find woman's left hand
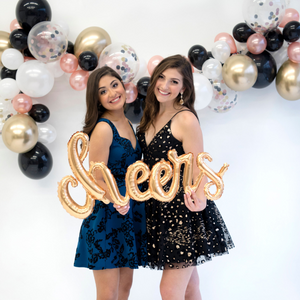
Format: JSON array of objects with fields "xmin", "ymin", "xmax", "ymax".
[
  {"xmin": 184, "ymin": 190, "xmax": 206, "ymax": 212},
  {"xmin": 113, "ymin": 203, "xmax": 130, "ymax": 215}
]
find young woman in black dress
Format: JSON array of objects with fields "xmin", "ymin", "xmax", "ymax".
[{"xmin": 137, "ymin": 55, "xmax": 234, "ymax": 300}]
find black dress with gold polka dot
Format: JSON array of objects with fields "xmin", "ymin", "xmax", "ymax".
[{"xmin": 137, "ymin": 110, "xmax": 234, "ymax": 270}]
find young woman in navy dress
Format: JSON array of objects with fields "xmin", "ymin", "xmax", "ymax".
[
  {"xmin": 74, "ymin": 66, "xmax": 147, "ymax": 300},
  {"xmin": 137, "ymin": 55, "xmax": 234, "ymax": 300}
]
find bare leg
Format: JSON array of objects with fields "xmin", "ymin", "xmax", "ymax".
[
  {"xmin": 118, "ymin": 268, "xmax": 133, "ymax": 300},
  {"xmin": 93, "ymin": 269, "xmax": 120, "ymax": 300},
  {"xmin": 160, "ymin": 267, "xmax": 195, "ymax": 300},
  {"xmin": 185, "ymin": 268, "xmax": 202, "ymax": 300}
]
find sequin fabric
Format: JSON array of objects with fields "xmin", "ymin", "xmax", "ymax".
[{"xmin": 137, "ymin": 110, "xmax": 234, "ymax": 269}]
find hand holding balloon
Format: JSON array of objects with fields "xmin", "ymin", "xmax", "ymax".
[
  {"xmin": 113, "ymin": 203, "xmax": 130, "ymax": 215},
  {"xmin": 184, "ymin": 190, "xmax": 206, "ymax": 212}
]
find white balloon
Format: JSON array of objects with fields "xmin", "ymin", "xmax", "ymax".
[
  {"xmin": 54, "ymin": 20, "xmax": 69, "ymax": 37},
  {"xmin": 38, "ymin": 123, "xmax": 57, "ymax": 144},
  {"xmin": 211, "ymin": 41, "xmax": 231, "ymax": 63},
  {"xmin": 193, "ymin": 73, "xmax": 213, "ymax": 110},
  {"xmin": 1, "ymin": 48, "xmax": 24, "ymax": 70},
  {"xmin": 16, "ymin": 61, "xmax": 54, "ymax": 98},
  {"xmin": 236, "ymin": 42, "xmax": 249, "ymax": 55},
  {"xmin": 271, "ymin": 43, "xmax": 289, "ymax": 69},
  {"xmin": 0, "ymin": 78, "xmax": 20, "ymax": 99},
  {"xmin": 133, "ymin": 57, "xmax": 147, "ymax": 83},
  {"xmin": 45, "ymin": 60, "xmax": 65, "ymax": 78},
  {"xmin": 202, "ymin": 58, "xmax": 222, "ymax": 79}
]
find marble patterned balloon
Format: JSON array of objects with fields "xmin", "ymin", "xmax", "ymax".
[
  {"xmin": 243, "ymin": 0, "xmax": 286, "ymax": 35},
  {"xmin": 208, "ymin": 78, "xmax": 238, "ymax": 113}
]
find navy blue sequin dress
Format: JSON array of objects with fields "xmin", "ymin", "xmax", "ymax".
[{"xmin": 74, "ymin": 118, "xmax": 148, "ymax": 270}]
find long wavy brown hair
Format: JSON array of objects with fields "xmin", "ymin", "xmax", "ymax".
[
  {"xmin": 83, "ymin": 66, "xmax": 125, "ymax": 135},
  {"xmin": 137, "ymin": 54, "xmax": 197, "ymax": 134}
]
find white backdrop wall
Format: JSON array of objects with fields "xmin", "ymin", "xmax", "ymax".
[{"xmin": 1, "ymin": 0, "xmax": 300, "ymax": 299}]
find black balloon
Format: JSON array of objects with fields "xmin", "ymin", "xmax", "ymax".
[
  {"xmin": 15, "ymin": 0, "xmax": 52, "ymax": 33},
  {"xmin": 188, "ymin": 45, "xmax": 207, "ymax": 70},
  {"xmin": 232, "ymin": 22, "xmax": 255, "ymax": 43},
  {"xmin": 67, "ymin": 41, "xmax": 74, "ymax": 54},
  {"xmin": 207, "ymin": 51, "xmax": 214, "ymax": 60},
  {"xmin": 124, "ymin": 94, "xmax": 145, "ymax": 124},
  {"xmin": 23, "ymin": 47, "xmax": 34, "ymax": 58},
  {"xmin": 78, "ymin": 51, "xmax": 98, "ymax": 71},
  {"xmin": 0, "ymin": 67, "xmax": 17, "ymax": 80},
  {"xmin": 18, "ymin": 142, "xmax": 53, "ymax": 179},
  {"xmin": 283, "ymin": 21, "xmax": 300, "ymax": 43},
  {"xmin": 9, "ymin": 29, "xmax": 28, "ymax": 50},
  {"xmin": 246, "ymin": 51, "xmax": 277, "ymax": 89},
  {"xmin": 266, "ymin": 29, "xmax": 284, "ymax": 52},
  {"xmin": 28, "ymin": 104, "xmax": 50, "ymax": 123},
  {"xmin": 137, "ymin": 76, "xmax": 150, "ymax": 96}
]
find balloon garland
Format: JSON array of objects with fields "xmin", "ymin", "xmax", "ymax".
[{"xmin": 1, "ymin": 0, "xmax": 300, "ymax": 181}]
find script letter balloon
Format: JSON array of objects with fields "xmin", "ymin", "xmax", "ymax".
[
  {"xmin": 222, "ymin": 54, "xmax": 258, "ymax": 91},
  {"xmin": 193, "ymin": 73, "xmax": 213, "ymax": 110},
  {"xmin": 18, "ymin": 142, "xmax": 53, "ymax": 179},
  {"xmin": 287, "ymin": 42, "xmax": 300, "ymax": 63},
  {"xmin": 74, "ymin": 26, "xmax": 111, "ymax": 58},
  {"xmin": 16, "ymin": 61, "xmax": 54, "ymax": 97},
  {"xmin": 276, "ymin": 60, "xmax": 300, "ymax": 100},
  {"xmin": 2, "ymin": 114, "xmax": 38, "ymax": 153}
]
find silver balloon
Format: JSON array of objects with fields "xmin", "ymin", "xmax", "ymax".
[
  {"xmin": 202, "ymin": 58, "xmax": 222, "ymax": 79},
  {"xmin": 38, "ymin": 123, "xmax": 57, "ymax": 144},
  {"xmin": 211, "ymin": 41, "xmax": 231, "ymax": 63}
]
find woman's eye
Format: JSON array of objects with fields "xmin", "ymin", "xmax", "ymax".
[
  {"xmin": 158, "ymin": 75, "xmax": 164, "ymax": 79},
  {"xmin": 112, "ymin": 82, "xmax": 118, "ymax": 88},
  {"xmin": 100, "ymin": 90, "xmax": 106, "ymax": 95},
  {"xmin": 172, "ymin": 80, "xmax": 179, "ymax": 84}
]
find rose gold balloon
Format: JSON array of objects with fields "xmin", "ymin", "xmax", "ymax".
[
  {"xmin": 124, "ymin": 82, "xmax": 138, "ymax": 103},
  {"xmin": 288, "ymin": 42, "xmax": 300, "ymax": 63},
  {"xmin": 12, "ymin": 94, "xmax": 32, "ymax": 113},
  {"xmin": 69, "ymin": 70, "xmax": 89, "ymax": 91},
  {"xmin": 147, "ymin": 55, "xmax": 163, "ymax": 75},
  {"xmin": 214, "ymin": 32, "xmax": 237, "ymax": 53},
  {"xmin": 279, "ymin": 8, "xmax": 300, "ymax": 28},
  {"xmin": 10, "ymin": 19, "xmax": 21, "ymax": 32},
  {"xmin": 60, "ymin": 53, "xmax": 78, "ymax": 73},
  {"xmin": 247, "ymin": 33, "xmax": 267, "ymax": 55},
  {"xmin": 24, "ymin": 56, "xmax": 36, "ymax": 62}
]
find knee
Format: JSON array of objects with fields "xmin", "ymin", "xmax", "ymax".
[
  {"xmin": 185, "ymin": 272, "xmax": 200, "ymax": 299},
  {"xmin": 160, "ymin": 282, "xmax": 181, "ymax": 300},
  {"xmin": 119, "ymin": 276, "xmax": 133, "ymax": 298},
  {"xmin": 96, "ymin": 288, "xmax": 118, "ymax": 300}
]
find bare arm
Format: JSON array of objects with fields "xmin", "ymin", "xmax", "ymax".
[{"xmin": 172, "ymin": 111, "xmax": 207, "ymax": 211}]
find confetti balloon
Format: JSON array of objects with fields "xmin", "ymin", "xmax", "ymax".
[
  {"xmin": 28, "ymin": 21, "xmax": 67, "ymax": 63},
  {"xmin": 208, "ymin": 77, "xmax": 238, "ymax": 113},
  {"xmin": 98, "ymin": 43, "xmax": 140, "ymax": 83},
  {"xmin": 243, "ymin": 0, "xmax": 286, "ymax": 35}
]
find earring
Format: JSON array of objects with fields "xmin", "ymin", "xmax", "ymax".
[{"xmin": 179, "ymin": 92, "xmax": 184, "ymax": 105}]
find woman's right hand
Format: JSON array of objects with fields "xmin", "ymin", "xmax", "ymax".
[{"xmin": 113, "ymin": 203, "xmax": 130, "ymax": 215}]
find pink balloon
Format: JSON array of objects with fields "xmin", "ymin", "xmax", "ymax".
[
  {"xmin": 69, "ymin": 70, "xmax": 89, "ymax": 91},
  {"xmin": 124, "ymin": 82, "xmax": 138, "ymax": 103},
  {"xmin": 288, "ymin": 42, "xmax": 300, "ymax": 63},
  {"xmin": 214, "ymin": 32, "xmax": 237, "ymax": 53},
  {"xmin": 60, "ymin": 54, "xmax": 79, "ymax": 73},
  {"xmin": 12, "ymin": 94, "xmax": 32, "ymax": 113},
  {"xmin": 279, "ymin": 8, "xmax": 300, "ymax": 28},
  {"xmin": 247, "ymin": 33, "xmax": 267, "ymax": 55},
  {"xmin": 10, "ymin": 19, "xmax": 21, "ymax": 32},
  {"xmin": 24, "ymin": 57, "xmax": 36, "ymax": 62},
  {"xmin": 147, "ymin": 55, "xmax": 163, "ymax": 75}
]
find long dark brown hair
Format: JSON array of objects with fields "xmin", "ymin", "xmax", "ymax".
[
  {"xmin": 137, "ymin": 54, "xmax": 197, "ymax": 134},
  {"xmin": 83, "ymin": 66, "xmax": 125, "ymax": 135}
]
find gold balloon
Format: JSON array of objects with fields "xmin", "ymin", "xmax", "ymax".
[
  {"xmin": 0, "ymin": 31, "xmax": 12, "ymax": 67},
  {"xmin": 2, "ymin": 114, "xmax": 38, "ymax": 153},
  {"xmin": 222, "ymin": 54, "xmax": 258, "ymax": 91},
  {"xmin": 197, "ymin": 153, "xmax": 229, "ymax": 200},
  {"xmin": 276, "ymin": 59, "xmax": 300, "ymax": 101},
  {"xmin": 74, "ymin": 26, "xmax": 111, "ymax": 59}
]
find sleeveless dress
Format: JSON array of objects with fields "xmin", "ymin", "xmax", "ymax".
[
  {"xmin": 74, "ymin": 118, "xmax": 148, "ymax": 270},
  {"xmin": 137, "ymin": 110, "xmax": 234, "ymax": 270}
]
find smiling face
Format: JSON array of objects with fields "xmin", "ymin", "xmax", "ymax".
[
  {"xmin": 154, "ymin": 68, "xmax": 185, "ymax": 104},
  {"xmin": 98, "ymin": 75, "xmax": 126, "ymax": 110}
]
